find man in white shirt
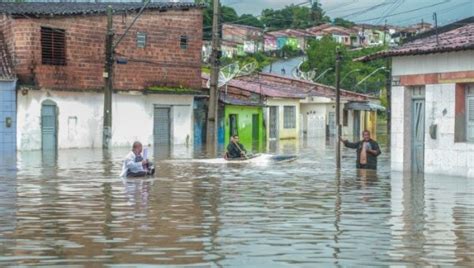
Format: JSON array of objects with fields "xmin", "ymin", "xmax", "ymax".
[{"xmin": 120, "ymin": 141, "xmax": 155, "ymax": 177}]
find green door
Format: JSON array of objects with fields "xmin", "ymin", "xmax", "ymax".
[
  {"xmin": 41, "ymin": 102, "xmax": 57, "ymax": 151},
  {"xmin": 229, "ymin": 114, "xmax": 238, "ymax": 137},
  {"xmin": 252, "ymin": 114, "xmax": 259, "ymax": 151}
]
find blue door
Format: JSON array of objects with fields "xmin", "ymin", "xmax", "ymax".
[{"xmin": 41, "ymin": 102, "xmax": 57, "ymax": 151}]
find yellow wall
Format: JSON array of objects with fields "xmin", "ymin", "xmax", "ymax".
[{"xmin": 266, "ymin": 99, "xmax": 301, "ymax": 140}]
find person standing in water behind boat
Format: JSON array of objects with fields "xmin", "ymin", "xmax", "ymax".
[
  {"xmin": 339, "ymin": 130, "xmax": 381, "ymax": 170},
  {"xmin": 225, "ymin": 135, "xmax": 247, "ymax": 159},
  {"xmin": 121, "ymin": 141, "xmax": 155, "ymax": 177}
]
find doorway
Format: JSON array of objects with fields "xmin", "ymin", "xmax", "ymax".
[{"xmin": 41, "ymin": 100, "xmax": 57, "ymax": 151}]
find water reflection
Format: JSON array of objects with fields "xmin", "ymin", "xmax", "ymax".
[{"xmin": 0, "ymin": 140, "xmax": 472, "ymax": 266}]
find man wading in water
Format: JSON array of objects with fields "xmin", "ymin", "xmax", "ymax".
[
  {"xmin": 340, "ymin": 130, "xmax": 381, "ymax": 170},
  {"xmin": 121, "ymin": 141, "xmax": 155, "ymax": 177},
  {"xmin": 225, "ymin": 135, "xmax": 247, "ymax": 159}
]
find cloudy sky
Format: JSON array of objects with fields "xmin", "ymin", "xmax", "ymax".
[{"xmin": 222, "ymin": 0, "xmax": 473, "ymax": 26}]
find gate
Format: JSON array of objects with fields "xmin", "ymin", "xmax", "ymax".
[
  {"xmin": 412, "ymin": 98, "xmax": 425, "ymax": 173},
  {"xmin": 269, "ymin": 106, "xmax": 278, "ymax": 139},
  {"xmin": 41, "ymin": 101, "xmax": 57, "ymax": 151},
  {"xmin": 252, "ymin": 114, "xmax": 259, "ymax": 150},
  {"xmin": 153, "ymin": 107, "xmax": 171, "ymax": 145}
]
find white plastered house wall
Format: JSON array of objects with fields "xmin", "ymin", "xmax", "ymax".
[
  {"xmin": 265, "ymin": 98, "xmax": 301, "ymax": 140},
  {"xmin": 391, "ymin": 50, "xmax": 474, "ymax": 177},
  {"xmin": 17, "ymin": 89, "xmax": 194, "ymax": 150}
]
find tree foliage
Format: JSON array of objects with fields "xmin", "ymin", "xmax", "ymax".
[
  {"xmin": 261, "ymin": 3, "xmax": 330, "ymax": 30},
  {"xmin": 333, "ymin": 17, "xmax": 355, "ymax": 28},
  {"xmin": 302, "ymin": 36, "xmax": 387, "ymax": 94}
]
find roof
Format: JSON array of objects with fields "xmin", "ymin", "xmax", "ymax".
[
  {"xmin": 201, "ymin": 72, "xmax": 371, "ymax": 102},
  {"xmin": 222, "ymin": 23, "xmax": 263, "ymax": 32},
  {"xmin": 0, "ymin": 32, "xmax": 15, "ymax": 81},
  {"xmin": 344, "ymin": 101, "xmax": 386, "ymax": 111},
  {"xmin": 358, "ymin": 18, "xmax": 474, "ymax": 61},
  {"xmin": 267, "ymin": 29, "xmax": 311, "ymax": 38},
  {"xmin": 0, "ymin": 2, "xmax": 204, "ymax": 17}
]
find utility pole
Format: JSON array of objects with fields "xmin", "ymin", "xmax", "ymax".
[
  {"xmin": 207, "ymin": 0, "xmax": 221, "ymax": 152},
  {"xmin": 103, "ymin": 5, "xmax": 114, "ymax": 149},
  {"xmin": 433, "ymin": 13, "xmax": 439, "ymax": 46},
  {"xmin": 383, "ymin": 19, "xmax": 387, "ymax": 46},
  {"xmin": 335, "ymin": 48, "xmax": 342, "ymax": 170},
  {"xmin": 385, "ymin": 58, "xmax": 391, "ymax": 148}
]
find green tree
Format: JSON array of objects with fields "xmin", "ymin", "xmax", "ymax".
[
  {"xmin": 261, "ymin": 3, "xmax": 329, "ymax": 31},
  {"xmin": 303, "ymin": 36, "xmax": 387, "ymax": 94},
  {"xmin": 333, "ymin": 17, "xmax": 355, "ymax": 28},
  {"xmin": 237, "ymin": 14, "xmax": 264, "ymax": 28}
]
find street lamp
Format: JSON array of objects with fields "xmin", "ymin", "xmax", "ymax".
[
  {"xmin": 341, "ymin": 68, "xmax": 361, "ymax": 84},
  {"xmin": 353, "ymin": 66, "xmax": 386, "ymax": 90},
  {"xmin": 314, "ymin": 67, "xmax": 333, "ymax": 82}
]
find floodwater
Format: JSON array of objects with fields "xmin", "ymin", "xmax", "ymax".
[{"xmin": 0, "ymin": 138, "xmax": 473, "ymax": 267}]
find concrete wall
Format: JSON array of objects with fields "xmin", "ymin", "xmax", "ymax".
[
  {"xmin": 391, "ymin": 51, "xmax": 474, "ymax": 177},
  {"xmin": 265, "ymin": 98, "xmax": 300, "ymax": 140},
  {"xmin": 392, "ymin": 51, "xmax": 474, "ymax": 76},
  {"xmin": 17, "ymin": 89, "xmax": 194, "ymax": 150}
]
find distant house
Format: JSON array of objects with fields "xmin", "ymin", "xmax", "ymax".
[
  {"xmin": 266, "ymin": 29, "xmax": 312, "ymax": 51},
  {"xmin": 306, "ymin": 24, "xmax": 354, "ymax": 47},
  {"xmin": 358, "ymin": 17, "xmax": 474, "ymax": 177},
  {"xmin": 258, "ymin": 74, "xmax": 382, "ymax": 140},
  {"xmin": 0, "ymin": 2, "xmax": 204, "ymax": 150},
  {"xmin": 222, "ymin": 23, "xmax": 264, "ymax": 54}
]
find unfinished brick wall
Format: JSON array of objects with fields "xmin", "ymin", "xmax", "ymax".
[{"xmin": 5, "ymin": 9, "xmax": 202, "ymax": 91}]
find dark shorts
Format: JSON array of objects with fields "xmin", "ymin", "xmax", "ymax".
[{"xmin": 358, "ymin": 164, "xmax": 377, "ymax": 170}]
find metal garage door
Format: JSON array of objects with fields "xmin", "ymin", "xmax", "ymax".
[{"xmin": 153, "ymin": 107, "xmax": 171, "ymax": 145}]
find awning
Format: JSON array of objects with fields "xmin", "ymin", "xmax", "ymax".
[{"xmin": 344, "ymin": 101, "xmax": 386, "ymax": 111}]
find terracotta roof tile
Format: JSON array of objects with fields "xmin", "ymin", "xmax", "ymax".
[
  {"xmin": 357, "ymin": 18, "xmax": 474, "ymax": 61},
  {"xmin": 0, "ymin": 2, "xmax": 203, "ymax": 17}
]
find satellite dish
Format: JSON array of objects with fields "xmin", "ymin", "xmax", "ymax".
[{"xmin": 206, "ymin": 61, "xmax": 258, "ymax": 88}]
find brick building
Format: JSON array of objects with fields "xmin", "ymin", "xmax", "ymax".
[
  {"xmin": 0, "ymin": 2, "xmax": 204, "ymax": 150},
  {"xmin": 359, "ymin": 17, "xmax": 474, "ymax": 177}
]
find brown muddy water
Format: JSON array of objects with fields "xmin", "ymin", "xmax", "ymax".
[{"xmin": 0, "ymin": 138, "xmax": 473, "ymax": 267}]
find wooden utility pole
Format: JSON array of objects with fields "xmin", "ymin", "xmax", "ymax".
[
  {"xmin": 335, "ymin": 48, "xmax": 342, "ymax": 169},
  {"xmin": 386, "ymin": 58, "xmax": 391, "ymax": 148},
  {"xmin": 103, "ymin": 5, "xmax": 114, "ymax": 149},
  {"xmin": 207, "ymin": 0, "xmax": 220, "ymax": 151}
]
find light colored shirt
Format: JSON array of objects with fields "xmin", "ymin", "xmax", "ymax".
[{"xmin": 120, "ymin": 151, "xmax": 145, "ymax": 177}]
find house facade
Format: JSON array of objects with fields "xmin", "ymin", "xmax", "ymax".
[
  {"xmin": 360, "ymin": 18, "xmax": 474, "ymax": 177},
  {"xmin": 222, "ymin": 23, "xmax": 264, "ymax": 54},
  {"xmin": 0, "ymin": 2, "xmax": 203, "ymax": 151}
]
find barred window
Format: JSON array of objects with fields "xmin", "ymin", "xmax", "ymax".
[
  {"xmin": 137, "ymin": 32, "xmax": 147, "ymax": 48},
  {"xmin": 283, "ymin": 106, "xmax": 296, "ymax": 129},
  {"xmin": 180, "ymin": 35, "xmax": 188, "ymax": 49},
  {"xmin": 41, "ymin": 27, "xmax": 66, "ymax": 65}
]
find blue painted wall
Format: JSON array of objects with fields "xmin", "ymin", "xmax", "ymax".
[{"xmin": 0, "ymin": 80, "xmax": 17, "ymax": 156}]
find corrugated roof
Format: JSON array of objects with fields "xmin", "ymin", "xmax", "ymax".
[
  {"xmin": 0, "ymin": 2, "xmax": 204, "ymax": 17},
  {"xmin": 0, "ymin": 32, "xmax": 15, "ymax": 81},
  {"xmin": 357, "ymin": 18, "xmax": 474, "ymax": 62}
]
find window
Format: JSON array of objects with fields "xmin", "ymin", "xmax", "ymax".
[
  {"xmin": 283, "ymin": 106, "xmax": 296, "ymax": 129},
  {"xmin": 180, "ymin": 35, "xmax": 188, "ymax": 49},
  {"xmin": 343, "ymin": 109, "xmax": 348, "ymax": 126},
  {"xmin": 137, "ymin": 32, "xmax": 147, "ymax": 48},
  {"xmin": 467, "ymin": 86, "xmax": 474, "ymax": 142},
  {"xmin": 41, "ymin": 27, "xmax": 66, "ymax": 65},
  {"xmin": 455, "ymin": 84, "xmax": 474, "ymax": 142}
]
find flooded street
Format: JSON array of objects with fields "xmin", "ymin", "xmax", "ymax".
[{"xmin": 0, "ymin": 139, "xmax": 473, "ymax": 267}]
